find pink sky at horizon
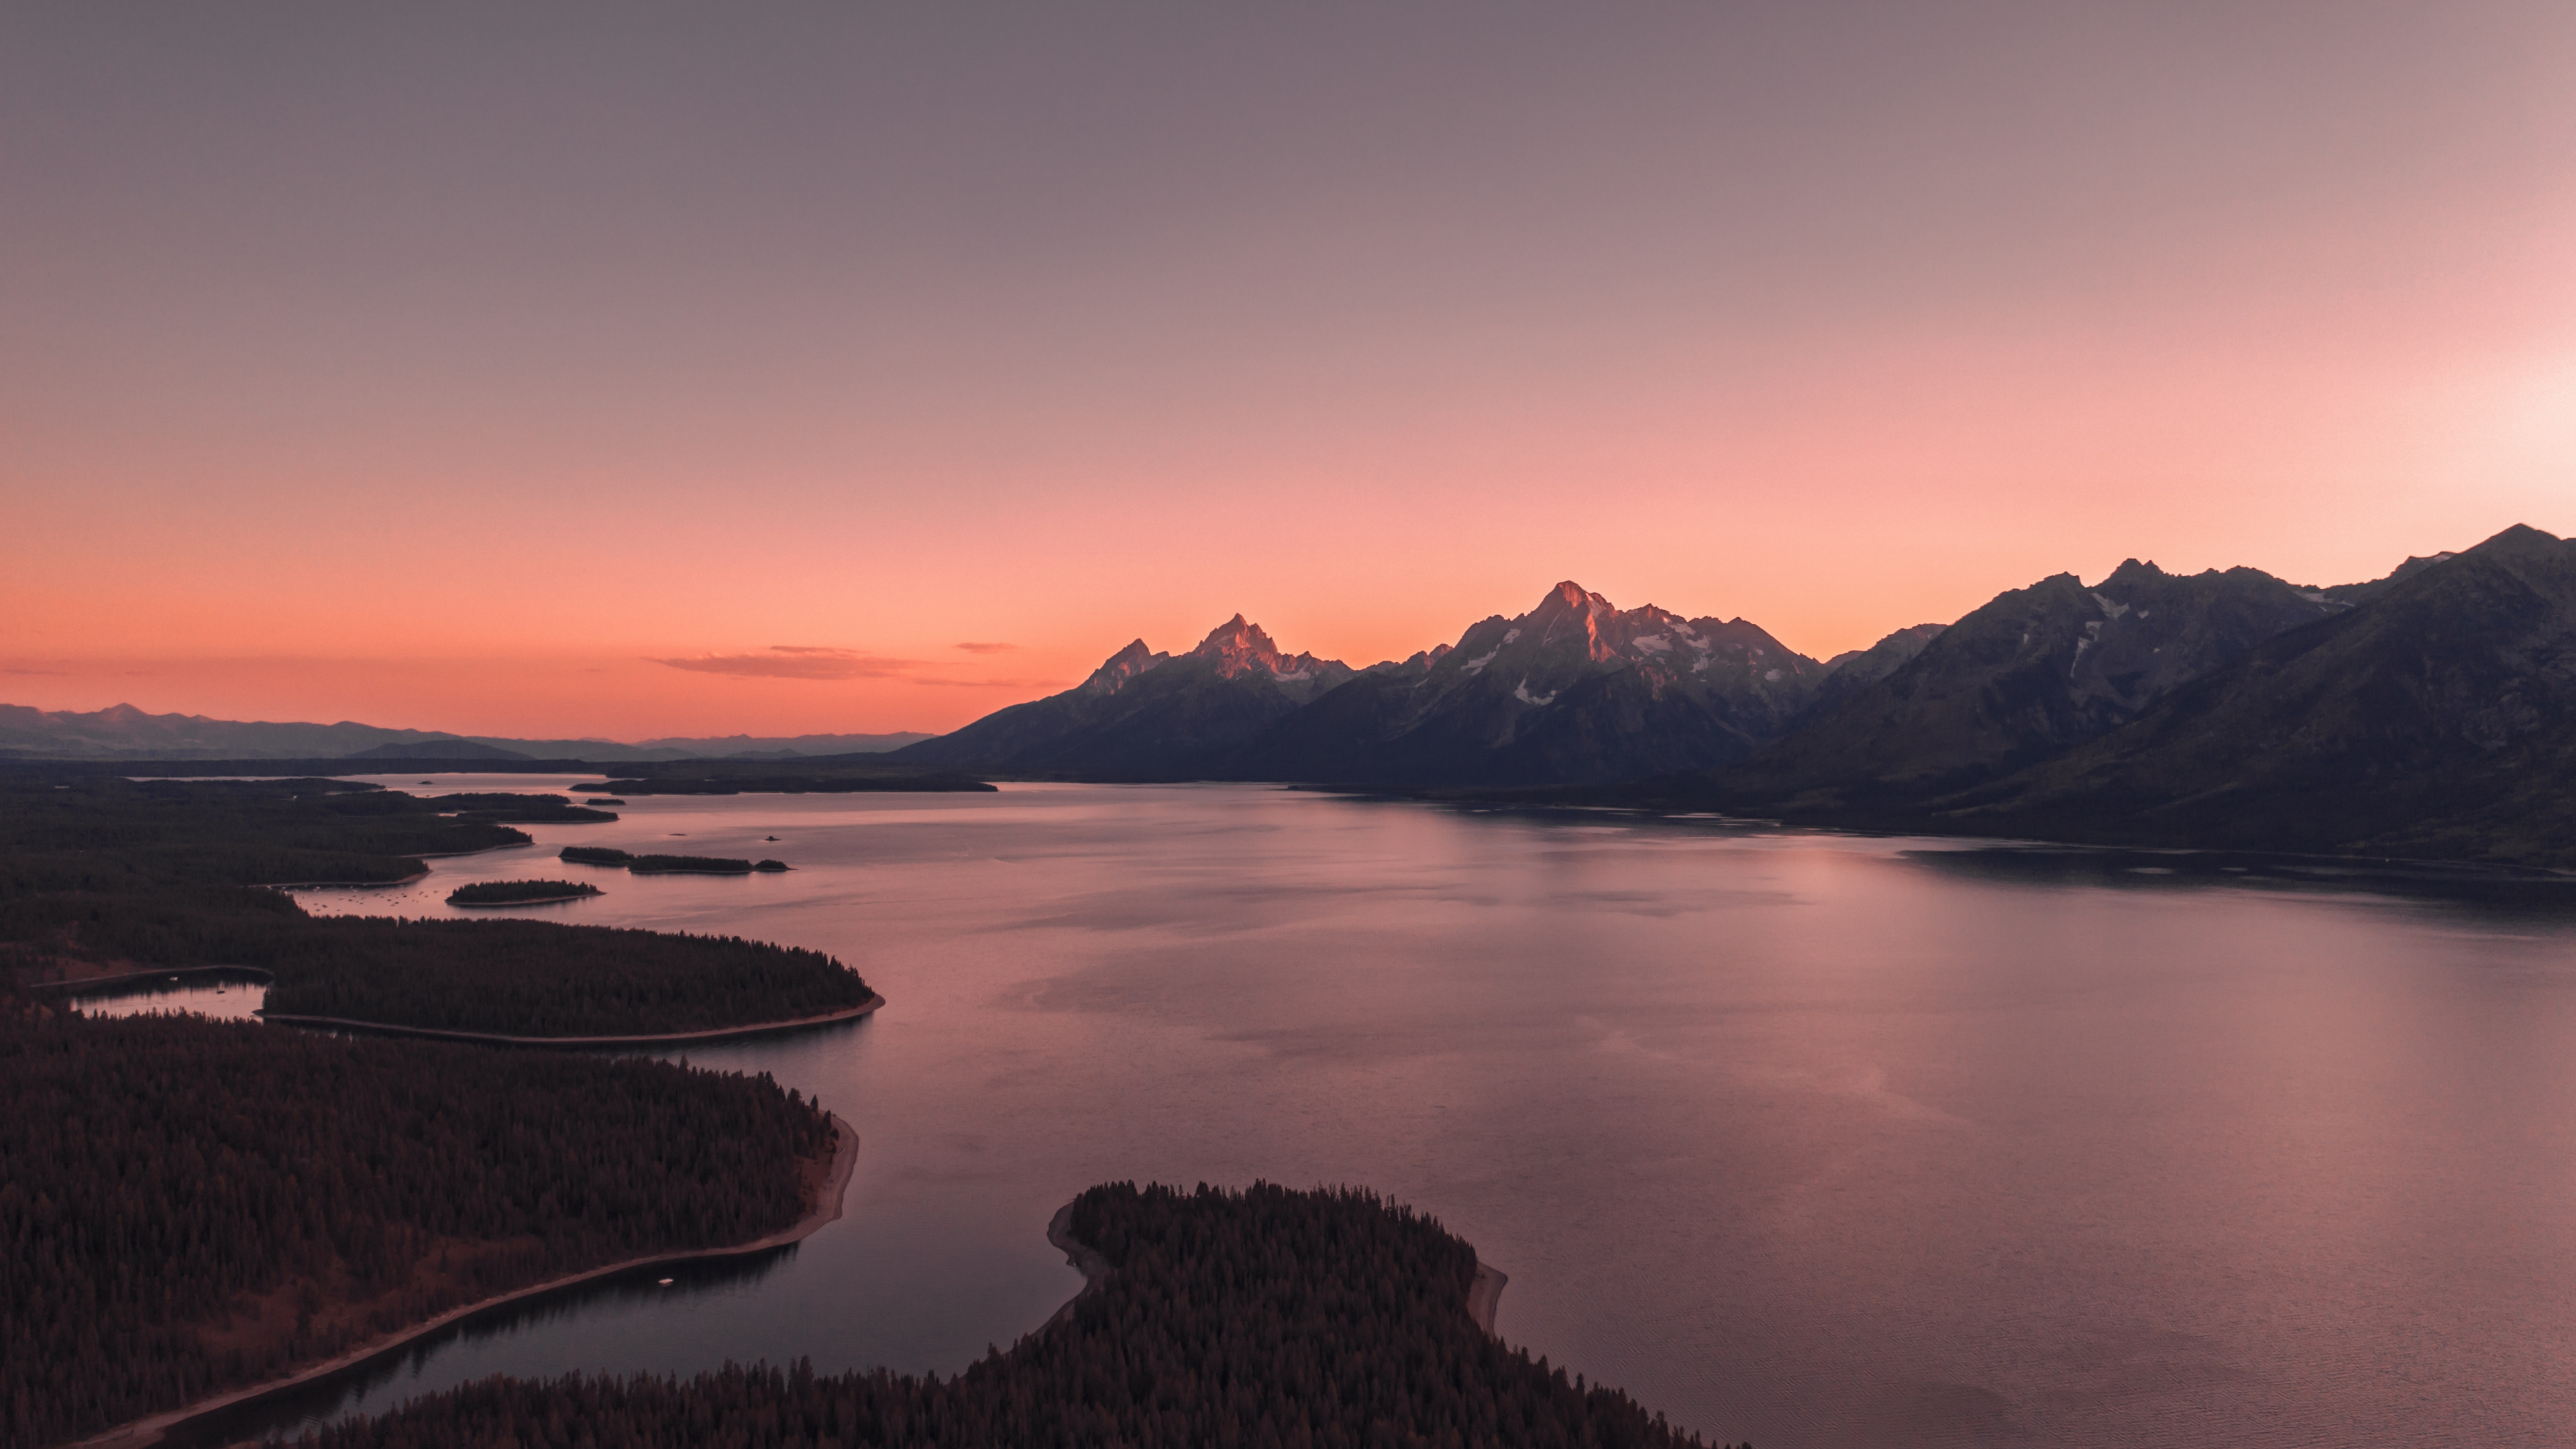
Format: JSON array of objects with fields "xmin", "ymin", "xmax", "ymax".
[{"xmin": 7, "ymin": 5, "xmax": 2573, "ymax": 739}]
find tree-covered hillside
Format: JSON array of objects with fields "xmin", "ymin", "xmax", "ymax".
[
  {"xmin": 0, "ymin": 1014, "xmax": 836, "ymax": 1448},
  {"xmin": 288, "ymin": 1182, "xmax": 1726, "ymax": 1449}
]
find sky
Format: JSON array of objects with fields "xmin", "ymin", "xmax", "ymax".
[{"xmin": 5, "ymin": 3, "xmax": 2573, "ymax": 739}]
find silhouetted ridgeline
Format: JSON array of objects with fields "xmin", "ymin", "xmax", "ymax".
[
  {"xmin": 0, "ymin": 1013, "xmax": 835, "ymax": 1448},
  {"xmin": 288, "ymin": 1183, "xmax": 1726, "ymax": 1449}
]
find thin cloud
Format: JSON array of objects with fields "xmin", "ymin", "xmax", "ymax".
[
  {"xmin": 652, "ymin": 647, "xmax": 925, "ymax": 680},
  {"xmin": 910, "ymin": 676, "xmax": 1066, "ymax": 690},
  {"xmin": 953, "ymin": 641, "xmax": 1019, "ymax": 654}
]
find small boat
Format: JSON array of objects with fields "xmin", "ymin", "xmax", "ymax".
[{"xmin": 657, "ymin": 1278, "xmax": 674, "ymax": 1287}]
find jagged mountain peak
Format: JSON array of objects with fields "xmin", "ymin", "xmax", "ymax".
[
  {"xmin": 1194, "ymin": 614, "xmax": 1277, "ymax": 659},
  {"xmin": 1082, "ymin": 639, "xmax": 1169, "ymax": 696},
  {"xmin": 1190, "ymin": 614, "xmax": 1347, "ymax": 684}
]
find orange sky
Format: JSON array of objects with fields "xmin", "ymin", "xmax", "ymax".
[{"xmin": 5, "ymin": 5, "xmax": 2573, "ymax": 739}]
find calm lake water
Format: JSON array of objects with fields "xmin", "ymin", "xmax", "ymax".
[{"xmin": 96, "ymin": 778, "xmax": 2576, "ymax": 1447}]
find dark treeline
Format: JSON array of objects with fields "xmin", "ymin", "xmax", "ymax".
[
  {"xmin": 1, "ymin": 775, "xmax": 522, "ymax": 892},
  {"xmin": 561, "ymin": 847, "xmax": 792, "ymax": 875},
  {"xmin": 629, "ymin": 855, "xmax": 790, "ymax": 875},
  {"xmin": 0, "ymin": 1012, "xmax": 835, "ymax": 1448},
  {"xmin": 570, "ymin": 761, "xmax": 996, "ymax": 796},
  {"xmin": 447, "ymin": 879, "xmax": 602, "ymax": 906},
  {"xmin": 0, "ymin": 775, "xmax": 867, "ymax": 1036},
  {"xmin": 421, "ymin": 793, "xmax": 619, "ymax": 826},
  {"xmin": 291, "ymin": 1183, "xmax": 1727, "ymax": 1449},
  {"xmin": 263, "ymin": 919, "xmax": 870, "ymax": 1036}
]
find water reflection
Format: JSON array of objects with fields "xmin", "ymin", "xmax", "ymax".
[
  {"xmin": 162, "ymin": 1248, "xmax": 802, "ymax": 1449},
  {"xmin": 64, "ymin": 968, "xmax": 270, "ymax": 1022}
]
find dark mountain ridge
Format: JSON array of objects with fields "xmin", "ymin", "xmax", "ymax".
[
  {"xmin": 890, "ymin": 616, "xmax": 1356, "ymax": 780},
  {"xmin": 1927, "ymin": 525, "xmax": 2576, "ymax": 863},
  {"xmin": 1713, "ymin": 558, "xmax": 2351, "ymax": 808}
]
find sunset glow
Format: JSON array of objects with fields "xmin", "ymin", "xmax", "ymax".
[{"xmin": 7, "ymin": 4, "xmax": 2572, "ymax": 738}]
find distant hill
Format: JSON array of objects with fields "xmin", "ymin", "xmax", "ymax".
[
  {"xmin": 0, "ymin": 705, "xmax": 931, "ymax": 761},
  {"xmin": 892, "ymin": 616, "xmax": 1354, "ymax": 780},
  {"xmin": 1226, "ymin": 582, "xmax": 1823, "ymax": 786},
  {"xmin": 343, "ymin": 739, "xmax": 531, "ymax": 761}
]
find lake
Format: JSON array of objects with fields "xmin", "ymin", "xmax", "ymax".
[{"xmin": 93, "ymin": 777, "xmax": 2576, "ymax": 1447}]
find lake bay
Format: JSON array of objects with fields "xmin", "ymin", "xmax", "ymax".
[{"xmin": 152, "ymin": 778, "xmax": 2576, "ymax": 1447}]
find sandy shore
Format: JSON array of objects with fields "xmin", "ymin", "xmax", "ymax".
[
  {"xmin": 1038, "ymin": 1197, "xmax": 1509, "ymax": 1338},
  {"xmin": 76, "ymin": 1113, "xmax": 861, "ymax": 1449},
  {"xmin": 258, "ymin": 993, "xmax": 885, "ymax": 1049}
]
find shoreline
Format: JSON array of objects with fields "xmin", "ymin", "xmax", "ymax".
[
  {"xmin": 43, "ymin": 973, "xmax": 883, "ymax": 1051},
  {"xmin": 76, "ymin": 1112, "xmax": 861, "ymax": 1449},
  {"xmin": 32, "ymin": 964, "xmax": 276, "ymax": 994},
  {"xmin": 1466, "ymin": 1260, "xmax": 1507, "ymax": 1336},
  {"xmin": 254, "ymin": 869, "xmax": 427, "ymax": 890},
  {"xmin": 1038, "ymin": 1197, "xmax": 1509, "ymax": 1340},
  {"xmin": 258, "ymin": 839, "xmax": 539, "ymax": 891},
  {"xmin": 1040, "ymin": 1198, "xmax": 1114, "ymax": 1332},
  {"xmin": 257, "ymin": 992, "xmax": 885, "ymax": 1048}
]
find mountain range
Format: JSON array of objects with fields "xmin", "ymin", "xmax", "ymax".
[
  {"xmin": 0, "ymin": 706, "xmax": 930, "ymax": 761},
  {"xmin": 888, "ymin": 523, "xmax": 2575, "ymax": 868},
  {"xmin": 11, "ymin": 525, "xmax": 2567, "ymax": 868}
]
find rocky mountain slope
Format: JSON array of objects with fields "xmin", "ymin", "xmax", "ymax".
[
  {"xmin": 1933, "ymin": 525, "xmax": 2576, "ymax": 863},
  {"xmin": 1710, "ymin": 559, "xmax": 2352, "ymax": 808},
  {"xmin": 1228, "ymin": 582, "xmax": 1823, "ymax": 785},
  {"xmin": 1803, "ymin": 623, "xmax": 1947, "ymax": 716},
  {"xmin": 890, "ymin": 616, "xmax": 1354, "ymax": 779}
]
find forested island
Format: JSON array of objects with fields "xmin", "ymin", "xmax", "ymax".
[
  {"xmin": 0, "ymin": 773, "xmax": 865, "ymax": 1038},
  {"xmin": 445, "ymin": 879, "xmax": 602, "ymax": 906},
  {"xmin": 419, "ymin": 792, "xmax": 619, "ymax": 825},
  {"xmin": 282, "ymin": 1182, "xmax": 1727, "ymax": 1449},
  {"xmin": 561, "ymin": 846, "xmax": 792, "ymax": 874},
  {"xmin": 0, "ymin": 1011, "xmax": 841, "ymax": 1449}
]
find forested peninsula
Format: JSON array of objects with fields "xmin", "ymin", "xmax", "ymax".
[
  {"xmin": 284, "ymin": 1182, "xmax": 1729, "ymax": 1449},
  {"xmin": 0, "ymin": 773, "xmax": 868, "ymax": 1039},
  {"xmin": 0, "ymin": 1012, "xmax": 841, "ymax": 1449},
  {"xmin": 571, "ymin": 760, "xmax": 996, "ymax": 796}
]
